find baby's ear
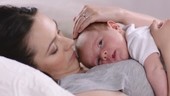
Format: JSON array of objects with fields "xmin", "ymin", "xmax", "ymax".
[{"xmin": 107, "ymin": 20, "xmax": 120, "ymax": 30}]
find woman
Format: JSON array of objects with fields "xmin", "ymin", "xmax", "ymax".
[{"xmin": 0, "ymin": 5, "xmax": 155, "ymax": 96}]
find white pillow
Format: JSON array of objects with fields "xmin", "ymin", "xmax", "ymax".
[{"xmin": 0, "ymin": 56, "xmax": 74, "ymax": 96}]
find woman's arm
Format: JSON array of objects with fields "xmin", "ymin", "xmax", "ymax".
[
  {"xmin": 150, "ymin": 20, "xmax": 170, "ymax": 96},
  {"xmin": 73, "ymin": 5, "xmax": 161, "ymax": 39},
  {"xmin": 120, "ymin": 9, "xmax": 161, "ymax": 27}
]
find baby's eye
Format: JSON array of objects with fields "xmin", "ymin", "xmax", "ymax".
[
  {"xmin": 51, "ymin": 49, "xmax": 57, "ymax": 55},
  {"xmin": 98, "ymin": 39, "xmax": 103, "ymax": 48}
]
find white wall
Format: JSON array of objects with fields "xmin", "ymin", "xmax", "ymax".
[{"xmin": 1, "ymin": 0, "xmax": 170, "ymax": 37}]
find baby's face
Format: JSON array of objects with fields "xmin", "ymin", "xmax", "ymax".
[{"xmin": 76, "ymin": 23, "xmax": 129, "ymax": 68}]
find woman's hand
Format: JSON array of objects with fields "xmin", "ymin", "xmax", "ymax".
[
  {"xmin": 150, "ymin": 19, "xmax": 170, "ymax": 96},
  {"xmin": 150, "ymin": 19, "xmax": 170, "ymax": 50},
  {"xmin": 73, "ymin": 5, "xmax": 124, "ymax": 39},
  {"xmin": 73, "ymin": 5, "xmax": 159, "ymax": 39}
]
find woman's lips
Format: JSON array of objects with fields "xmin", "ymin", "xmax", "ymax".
[
  {"xmin": 70, "ymin": 51, "xmax": 77, "ymax": 63},
  {"xmin": 72, "ymin": 45, "xmax": 79, "ymax": 58}
]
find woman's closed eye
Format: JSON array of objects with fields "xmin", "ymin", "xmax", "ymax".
[{"xmin": 50, "ymin": 43, "xmax": 58, "ymax": 55}]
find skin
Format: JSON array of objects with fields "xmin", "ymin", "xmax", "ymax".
[
  {"xmin": 26, "ymin": 11, "xmax": 127, "ymax": 96},
  {"xmin": 74, "ymin": 5, "xmax": 168, "ymax": 96},
  {"xmin": 27, "ymin": 11, "xmax": 80, "ymax": 80},
  {"xmin": 76, "ymin": 10, "xmax": 167, "ymax": 96},
  {"xmin": 76, "ymin": 21, "xmax": 129, "ymax": 68},
  {"xmin": 150, "ymin": 19, "xmax": 170, "ymax": 96},
  {"xmin": 26, "ymin": 7, "xmax": 169, "ymax": 96},
  {"xmin": 73, "ymin": 5, "xmax": 160, "ymax": 39}
]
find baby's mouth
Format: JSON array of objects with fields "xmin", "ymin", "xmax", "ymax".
[{"xmin": 112, "ymin": 51, "xmax": 116, "ymax": 59}]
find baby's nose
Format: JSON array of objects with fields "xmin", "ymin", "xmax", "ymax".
[{"xmin": 101, "ymin": 50, "xmax": 108, "ymax": 60}]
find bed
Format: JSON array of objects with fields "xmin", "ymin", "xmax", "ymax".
[{"xmin": 0, "ymin": 0, "xmax": 169, "ymax": 96}]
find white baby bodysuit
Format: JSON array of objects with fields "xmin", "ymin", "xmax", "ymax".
[{"xmin": 125, "ymin": 24, "xmax": 159, "ymax": 65}]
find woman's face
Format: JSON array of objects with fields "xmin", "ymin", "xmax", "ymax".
[{"xmin": 27, "ymin": 12, "xmax": 80, "ymax": 79}]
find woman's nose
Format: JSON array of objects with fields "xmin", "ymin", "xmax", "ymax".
[{"xmin": 100, "ymin": 50, "xmax": 108, "ymax": 60}]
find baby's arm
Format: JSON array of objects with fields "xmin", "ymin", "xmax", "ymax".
[{"xmin": 144, "ymin": 53, "xmax": 167, "ymax": 96}]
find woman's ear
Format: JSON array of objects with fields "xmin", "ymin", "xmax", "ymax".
[{"xmin": 107, "ymin": 20, "xmax": 120, "ymax": 30}]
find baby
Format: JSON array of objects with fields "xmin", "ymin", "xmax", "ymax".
[{"xmin": 75, "ymin": 20, "xmax": 167, "ymax": 96}]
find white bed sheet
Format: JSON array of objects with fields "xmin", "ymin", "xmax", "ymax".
[{"xmin": 0, "ymin": 56, "xmax": 74, "ymax": 96}]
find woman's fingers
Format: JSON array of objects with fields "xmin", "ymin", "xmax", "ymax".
[
  {"xmin": 73, "ymin": 14, "xmax": 89, "ymax": 39},
  {"xmin": 73, "ymin": 6, "xmax": 87, "ymax": 39},
  {"xmin": 78, "ymin": 14, "xmax": 96, "ymax": 33},
  {"xmin": 150, "ymin": 20, "xmax": 158, "ymax": 34},
  {"xmin": 73, "ymin": 14, "xmax": 95, "ymax": 39},
  {"xmin": 73, "ymin": 5, "xmax": 97, "ymax": 39},
  {"xmin": 73, "ymin": 5, "xmax": 121, "ymax": 39}
]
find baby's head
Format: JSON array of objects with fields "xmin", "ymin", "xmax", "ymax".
[{"xmin": 75, "ymin": 20, "xmax": 129, "ymax": 68}]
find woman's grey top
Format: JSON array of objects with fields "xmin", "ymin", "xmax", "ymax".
[{"xmin": 59, "ymin": 60, "xmax": 154, "ymax": 96}]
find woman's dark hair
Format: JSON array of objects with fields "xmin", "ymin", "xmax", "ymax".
[{"xmin": 0, "ymin": 5, "xmax": 38, "ymax": 68}]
